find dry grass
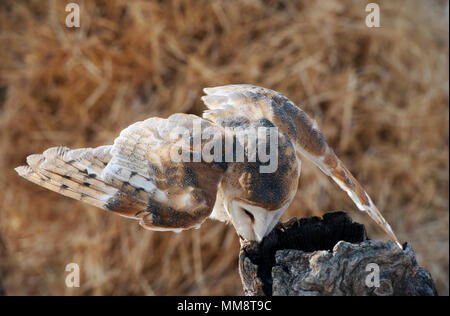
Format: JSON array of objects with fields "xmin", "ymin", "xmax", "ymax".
[{"xmin": 0, "ymin": 0, "xmax": 448, "ymax": 295}]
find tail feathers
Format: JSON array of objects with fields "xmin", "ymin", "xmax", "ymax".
[{"xmin": 15, "ymin": 146, "xmax": 119, "ymax": 211}]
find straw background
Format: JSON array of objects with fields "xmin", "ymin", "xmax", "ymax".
[{"xmin": 0, "ymin": 0, "xmax": 448, "ymax": 295}]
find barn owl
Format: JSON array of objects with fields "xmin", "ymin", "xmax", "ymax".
[{"xmin": 15, "ymin": 85, "xmax": 401, "ymax": 247}]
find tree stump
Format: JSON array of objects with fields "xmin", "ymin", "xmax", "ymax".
[{"xmin": 239, "ymin": 211, "xmax": 438, "ymax": 296}]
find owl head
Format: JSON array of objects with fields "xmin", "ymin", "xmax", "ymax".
[{"xmin": 220, "ymin": 129, "xmax": 300, "ymax": 242}]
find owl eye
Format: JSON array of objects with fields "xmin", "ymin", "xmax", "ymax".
[{"xmin": 242, "ymin": 208, "xmax": 255, "ymax": 223}]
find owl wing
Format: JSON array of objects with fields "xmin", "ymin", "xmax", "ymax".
[
  {"xmin": 15, "ymin": 114, "xmax": 228, "ymax": 232},
  {"xmin": 201, "ymin": 84, "xmax": 401, "ymax": 247}
]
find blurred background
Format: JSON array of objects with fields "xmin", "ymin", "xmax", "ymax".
[{"xmin": 0, "ymin": 0, "xmax": 448, "ymax": 295}]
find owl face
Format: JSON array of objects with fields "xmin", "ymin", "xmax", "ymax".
[{"xmin": 227, "ymin": 199, "xmax": 289, "ymax": 242}]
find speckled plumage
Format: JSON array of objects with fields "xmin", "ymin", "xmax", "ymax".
[{"xmin": 15, "ymin": 84, "xmax": 400, "ymax": 245}]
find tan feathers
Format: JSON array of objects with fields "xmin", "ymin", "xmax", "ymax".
[
  {"xmin": 16, "ymin": 114, "xmax": 228, "ymax": 232},
  {"xmin": 15, "ymin": 146, "xmax": 116, "ymax": 209},
  {"xmin": 202, "ymin": 84, "xmax": 401, "ymax": 247},
  {"xmin": 16, "ymin": 84, "xmax": 400, "ymax": 246}
]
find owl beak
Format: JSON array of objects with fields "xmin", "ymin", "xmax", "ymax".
[
  {"xmin": 253, "ymin": 227, "xmax": 266, "ymax": 243},
  {"xmin": 253, "ymin": 208, "xmax": 285, "ymax": 242},
  {"xmin": 229, "ymin": 200, "xmax": 289, "ymax": 242}
]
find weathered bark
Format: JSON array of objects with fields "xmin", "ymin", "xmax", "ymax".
[{"xmin": 239, "ymin": 211, "xmax": 437, "ymax": 296}]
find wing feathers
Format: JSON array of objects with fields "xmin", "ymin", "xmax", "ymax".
[
  {"xmin": 17, "ymin": 146, "xmax": 118, "ymax": 208},
  {"xmin": 15, "ymin": 162, "xmax": 110, "ymax": 210},
  {"xmin": 16, "ymin": 85, "xmax": 399, "ymax": 245},
  {"xmin": 202, "ymin": 84, "xmax": 401, "ymax": 247},
  {"xmin": 326, "ymin": 155, "xmax": 400, "ymax": 247},
  {"xmin": 16, "ymin": 114, "xmax": 227, "ymax": 233}
]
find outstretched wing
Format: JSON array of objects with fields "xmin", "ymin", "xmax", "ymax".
[
  {"xmin": 16, "ymin": 114, "xmax": 228, "ymax": 232},
  {"xmin": 202, "ymin": 84, "xmax": 401, "ymax": 247}
]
